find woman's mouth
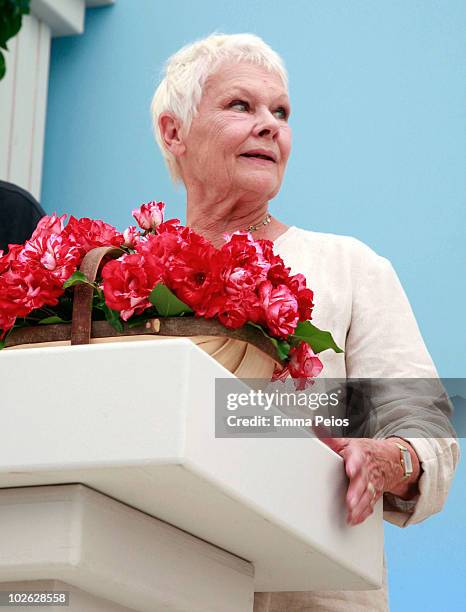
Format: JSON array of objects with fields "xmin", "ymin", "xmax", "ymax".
[{"xmin": 239, "ymin": 153, "xmax": 276, "ymax": 164}]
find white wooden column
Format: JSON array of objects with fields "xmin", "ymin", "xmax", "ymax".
[
  {"xmin": 0, "ymin": 0, "xmax": 114, "ymax": 202},
  {"xmin": 0, "ymin": 14, "xmax": 50, "ymax": 200}
]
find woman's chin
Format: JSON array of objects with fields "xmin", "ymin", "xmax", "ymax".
[{"xmin": 235, "ymin": 173, "xmax": 280, "ymax": 198}]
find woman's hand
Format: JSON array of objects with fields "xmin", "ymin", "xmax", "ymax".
[{"xmin": 321, "ymin": 437, "xmax": 421, "ymax": 526}]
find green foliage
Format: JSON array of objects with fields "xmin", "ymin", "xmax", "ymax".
[
  {"xmin": 63, "ymin": 271, "xmax": 92, "ymax": 289},
  {"xmin": 292, "ymin": 321, "xmax": 343, "ymax": 354},
  {"xmin": 101, "ymin": 302, "xmax": 124, "ymax": 332},
  {"xmin": 248, "ymin": 322, "xmax": 291, "ymax": 361},
  {"xmin": 92, "ymin": 287, "xmax": 123, "ymax": 332},
  {"xmin": 149, "ymin": 283, "xmax": 193, "ymax": 316},
  {"xmin": 0, "ymin": 0, "xmax": 30, "ymax": 80},
  {"xmin": 38, "ymin": 316, "xmax": 70, "ymax": 325}
]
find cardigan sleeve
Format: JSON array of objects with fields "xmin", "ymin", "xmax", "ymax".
[{"xmin": 344, "ymin": 241, "xmax": 459, "ymax": 527}]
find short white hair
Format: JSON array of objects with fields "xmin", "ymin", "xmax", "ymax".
[{"xmin": 151, "ymin": 33, "xmax": 289, "ymax": 184}]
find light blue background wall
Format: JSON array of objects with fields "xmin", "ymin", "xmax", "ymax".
[{"xmin": 42, "ymin": 1, "xmax": 465, "ymax": 609}]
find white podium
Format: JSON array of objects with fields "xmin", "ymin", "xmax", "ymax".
[{"xmin": 0, "ymin": 340, "xmax": 383, "ymax": 611}]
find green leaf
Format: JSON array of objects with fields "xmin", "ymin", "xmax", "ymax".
[
  {"xmin": 38, "ymin": 316, "xmax": 70, "ymax": 325},
  {"xmin": 63, "ymin": 270, "xmax": 92, "ymax": 289},
  {"xmin": 149, "ymin": 283, "xmax": 193, "ymax": 316},
  {"xmin": 247, "ymin": 322, "xmax": 291, "ymax": 361},
  {"xmin": 7, "ymin": 13, "xmax": 22, "ymax": 40},
  {"xmin": 0, "ymin": 27, "xmax": 10, "ymax": 48},
  {"xmin": 101, "ymin": 302, "xmax": 123, "ymax": 333},
  {"xmin": 292, "ymin": 321, "xmax": 343, "ymax": 354},
  {"xmin": 92, "ymin": 290, "xmax": 105, "ymax": 310},
  {"xmin": 269, "ymin": 337, "xmax": 291, "ymax": 361},
  {"xmin": 88, "ymin": 286, "xmax": 123, "ymax": 331}
]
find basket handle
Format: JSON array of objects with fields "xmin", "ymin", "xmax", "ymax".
[{"xmin": 71, "ymin": 246, "xmax": 124, "ymax": 345}]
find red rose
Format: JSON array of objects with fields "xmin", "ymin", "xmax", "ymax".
[
  {"xmin": 62, "ymin": 217, "xmax": 124, "ymax": 254},
  {"xmin": 137, "ymin": 227, "xmax": 185, "ymax": 269},
  {"xmin": 0, "ymin": 244, "xmax": 23, "ymax": 273},
  {"xmin": 219, "ymin": 233, "xmax": 270, "ymax": 293},
  {"xmin": 19, "ymin": 234, "xmax": 81, "ymax": 283},
  {"xmin": 0, "ymin": 251, "xmax": 11, "ymax": 275},
  {"xmin": 0, "ymin": 263, "xmax": 63, "ymax": 312},
  {"xmin": 256, "ymin": 239, "xmax": 293, "ymax": 286},
  {"xmin": 221, "ymin": 232, "xmax": 271, "ymax": 270},
  {"xmin": 272, "ymin": 342, "xmax": 323, "ymax": 390},
  {"xmin": 288, "ymin": 342, "xmax": 323, "ymax": 379},
  {"xmin": 164, "ymin": 232, "xmax": 221, "ymax": 310},
  {"xmin": 0, "ymin": 262, "xmax": 63, "ymax": 336},
  {"xmin": 223, "ymin": 266, "xmax": 257, "ymax": 296},
  {"xmin": 155, "ymin": 218, "xmax": 182, "ymax": 235},
  {"xmin": 286, "ymin": 273, "xmax": 314, "ymax": 321},
  {"xmin": 217, "ymin": 300, "xmax": 249, "ymax": 329},
  {"xmin": 31, "ymin": 213, "xmax": 67, "ymax": 240},
  {"xmin": 207, "ymin": 290, "xmax": 263, "ymax": 329},
  {"xmin": 259, "ymin": 280, "xmax": 299, "ymax": 338},
  {"xmin": 132, "ymin": 201, "xmax": 165, "ymax": 231},
  {"xmin": 122, "ymin": 226, "xmax": 142, "ymax": 249},
  {"xmin": 101, "ymin": 253, "xmax": 163, "ymax": 320}
]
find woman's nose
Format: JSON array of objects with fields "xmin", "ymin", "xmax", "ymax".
[{"xmin": 253, "ymin": 108, "xmax": 280, "ymax": 138}]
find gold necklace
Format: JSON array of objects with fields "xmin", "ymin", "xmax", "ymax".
[{"xmin": 245, "ymin": 213, "xmax": 272, "ymax": 233}]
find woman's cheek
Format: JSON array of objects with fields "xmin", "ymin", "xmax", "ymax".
[{"xmin": 280, "ymin": 127, "xmax": 292, "ymax": 160}]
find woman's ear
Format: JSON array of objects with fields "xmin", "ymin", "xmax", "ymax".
[{"xmin": 158, "ymin": 113, "xmax": 186, "ymax": 158}]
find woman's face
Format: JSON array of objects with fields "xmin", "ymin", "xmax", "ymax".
[{"xmin": 178, "ymin": 61, "xmax": 292, "ymax": 203}]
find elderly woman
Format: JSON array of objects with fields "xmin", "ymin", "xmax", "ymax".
[{"xmin": 151, "ymin": 33, "xmax": 458, "ymax": 612}]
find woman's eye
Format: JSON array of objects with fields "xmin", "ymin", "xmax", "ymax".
[
  {"xmin": 230, "ymin": 100, "xmax": 249, "ymax": 112},
  {"xmin": 274, "ymin": 106, "xmax": 288, "ymax": 120}
]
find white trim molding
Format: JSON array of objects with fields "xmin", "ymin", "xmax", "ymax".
[
  {"xmin": 30, "ymin": 0, "xmax": 116, "ymax": 37},
  {"xmin": 86, "ymin": 0, "xmax": 115, "ymax": 7},
  {"xmin": 0, "ymin": 484, "xmax": 253, "ymax": 611},
  {"xmin": 0, "ymin": 0, "xmax": 115, "ymax": 201},
  {"xmin": 30, "ymin": 0, "xmax": 86, "ymax": 37}
]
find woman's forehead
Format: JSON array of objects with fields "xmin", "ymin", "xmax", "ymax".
[{"xmin": 203, "ymin": 63, "xmax": 289, "ymax": 100}]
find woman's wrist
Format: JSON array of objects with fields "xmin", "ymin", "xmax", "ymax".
[{"xmin": 383, "ymin": 437, "xmax": 421, "ymax": 500}]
